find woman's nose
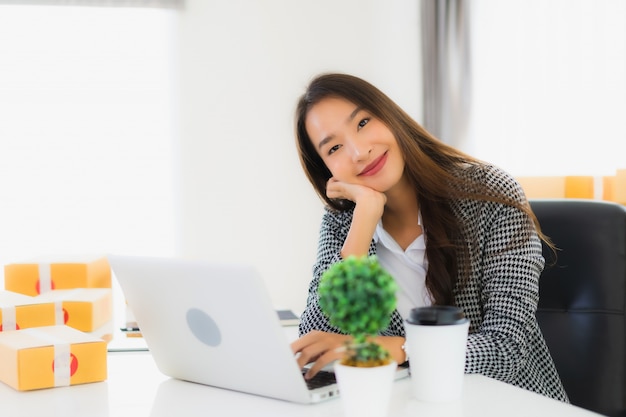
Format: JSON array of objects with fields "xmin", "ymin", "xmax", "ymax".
[{"xmin": 347, "ymin": 138, "xmax": 371, "ymax": 162}]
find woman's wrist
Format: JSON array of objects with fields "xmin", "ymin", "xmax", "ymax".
[
  {"xmin": 373, "ymin": 336, "xmax": 407, "ymax": 365},
  {"xmin": 401, "ymin": 340, "xmax": 409, "ymax": 363}
]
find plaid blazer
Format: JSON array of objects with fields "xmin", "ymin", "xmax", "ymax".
[{"xmin": 298, "ymin": 164, "xmax": 568, "ymax": 402}]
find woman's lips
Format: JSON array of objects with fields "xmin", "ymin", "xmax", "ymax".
[{"xmin": 359, "ymin": 152, "xmax": 388, "ymax": 176}]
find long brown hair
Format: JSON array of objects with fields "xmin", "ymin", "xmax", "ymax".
[{"xmin": 295, "ymin": 73, "xmax": 550, "ymax": 305}]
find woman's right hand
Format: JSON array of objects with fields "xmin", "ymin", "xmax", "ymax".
[
  {"xmin": 326, "ymin": 178, "xmax": 386, "ymax": 258},
  {"xmin": 326, "ymin": 178, "xmax": 387, "ymax": 215}
]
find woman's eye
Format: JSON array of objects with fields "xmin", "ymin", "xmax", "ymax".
[
  {"xmin": 328, "ymin": 144, "xmax": 341, "ymax": 155},
  {"xmin": 358, "ymin": 118, "xmax": 370, "ymax": 129}
]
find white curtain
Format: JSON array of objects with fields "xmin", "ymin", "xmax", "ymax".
[
  {"xmin": 0, "ymin": 0, "xmax": 180, "ymax": 7},
  {"xmin": 420, "ymin": 0, "xmax": 472, "ymax": 147}
]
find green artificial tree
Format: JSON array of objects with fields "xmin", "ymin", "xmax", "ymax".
[{"xmin": 318, "ymin": 255, "xmax": 398, "ymax": 367}]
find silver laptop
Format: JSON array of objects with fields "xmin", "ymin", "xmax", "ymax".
[{"xmin": 109, "ymin": 254, "xmax": 409, "ymax": 404}]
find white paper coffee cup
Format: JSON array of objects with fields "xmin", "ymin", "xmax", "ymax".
[{"xmin": 405, "ymin": 306, "xmax": 469, "ymax": 402}]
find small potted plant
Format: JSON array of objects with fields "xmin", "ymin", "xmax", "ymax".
[{"xmin": 318, "ymin": 255, "xmax": 398, "ymax": 417}]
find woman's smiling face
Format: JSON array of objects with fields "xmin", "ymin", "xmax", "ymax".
[{"xmin": 305, "ymin": 97, "xmax": 405, "ymax": 193}]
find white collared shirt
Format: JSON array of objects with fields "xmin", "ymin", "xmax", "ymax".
[{"xmin": 373, "ymin": 215, "xmax": 432, "ymax": 321}]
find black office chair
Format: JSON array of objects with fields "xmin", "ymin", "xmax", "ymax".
[{"xmin": 530, "ymin": 199, "xmax": 626, "ymax": 417}]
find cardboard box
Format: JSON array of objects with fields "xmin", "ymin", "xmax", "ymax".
[
  {"xmin": 616, "ymin": 169, "xmax": 626, "ymax": 205},
  {"xmin": 516, "ymin": 176, "xmax": 567, "ymax": 198},
  {"xmin": 564, "ymin": 176, "xmax": 594, "ymax": 199},
  {"xmin": 0, "ymin": 291, "xmax": 57, "ymax": 332},
  {"xmin": 88, "ymin": 320, "xmax": 114, "ymax": 343},
  {"xmin": 4, "ymin": 256, "xmax": 111, "ymax": 296},
  {"xmin": 516, "ymin": 175, "xmax": 598, "ymax": 199},
  {"xmin": 603, "ymin": 176, "xmax": 616, "ymax": 201},
  {"xmin": 0, "ymin": 325, "xmax": 107, "ymax": 391},
  {"xmin": 34, "ymin": 289, "xmax": 113, "ymax": 333}
]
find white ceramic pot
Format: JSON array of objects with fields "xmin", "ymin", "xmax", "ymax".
[{"xmin": 333, "ymin": 360, "xmax": 397, "ymax": 417}]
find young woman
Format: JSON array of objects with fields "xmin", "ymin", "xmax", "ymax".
[{"xmin": 290, "ymin": 73, "xmax": 568, "ymax": 402}]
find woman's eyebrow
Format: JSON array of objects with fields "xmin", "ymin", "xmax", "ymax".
[
  {"xmin": 317, "ymin": 106, "xmax": 363, "ymax": 151},
  {"xmin": 347, "ymin": 106, "xmax": 362, "ymax": 122},
  {"xmin": 318, "ymin": 135, "xmax": 334, "ymax": 151}
]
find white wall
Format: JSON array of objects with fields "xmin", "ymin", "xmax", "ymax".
[{"xmin": 175, "ymin": 0, "xmax": 422, "ymax": 314}]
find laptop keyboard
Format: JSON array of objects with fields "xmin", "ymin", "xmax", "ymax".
[{"xmin": 301, "ymin": 369, "xmax": 337, "ymax": 390}]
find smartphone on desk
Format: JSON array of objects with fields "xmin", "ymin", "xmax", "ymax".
[{"xmin": 277, "ymin": 309, "xmax": 300, "ymax": 326}]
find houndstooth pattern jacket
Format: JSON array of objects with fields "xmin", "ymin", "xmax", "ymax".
[{"xmin": 298, "ymin": 164, "xmax": 568, "ymax": 402}]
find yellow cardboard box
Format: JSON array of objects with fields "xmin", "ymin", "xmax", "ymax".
[
  {"xmin": 0, "ymin": 325, "xmax": 107, "ymax": 391},
  {"xmin": 88, "ymin": 320, "xmax": 114, "ymax": 343},
  {"xmin": 616, "ymin": 169, "xmax": 626, "ymax": 205},
  {"xmin": 4, "ymin": 256, "xmax": 111, "ymax": 296},
  {"xmin": 34, "ymin": 289, "xmax": 113, "ymax": 333},
  {"xmin": 564, "ymin": 176, "xmax": 594, "ymax": 199},
  {"xmin": 0, "ymin": 291, "xmax": 57, "ymax": 332}
]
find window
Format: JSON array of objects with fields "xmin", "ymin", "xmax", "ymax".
[
  {"xmin": 468, "ymin": 0, "xmax": 626, "ymax": 177},
  {"xmin": 0, "ymin": 5, "xmax": 178, "ymax": 285}
]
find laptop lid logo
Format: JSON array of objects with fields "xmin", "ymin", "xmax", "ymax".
[{"xmin": 186, "ymin": 308, "xmax": 222, "ymax": 347}]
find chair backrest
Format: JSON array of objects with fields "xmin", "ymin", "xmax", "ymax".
[{"xmin": 530, "ymin": 199, "xmax": 626, "ymax": 417}]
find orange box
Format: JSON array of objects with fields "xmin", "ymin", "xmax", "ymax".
[
  {"xmin": 34, "ymin": 289, "xmax": 113, "ymax": 333},
  {"xmin": 616, "ymin": 169, "xmax": 626, "ymax": 204},
  {"xmin": 0, "ymin": 325, "xmax": 107, "ymax": 391},
  {"xmin": 516, "ymin": 176, "xmax": 595, "ymax": 199},
  {"xmin": 564, "ymin": 176, "xmax": 594, "ymax": 199},
  {"xmin": 603, "ymin": 176, "xmax": 616, "ymax": 201},
  {"xmin": 88, "ymin": 320, "xmax": 114, "ymax": 343},
  {"xmin": 516, "ymin": 176, "xmax": 566, "ymax": 198},
  {"xmin": 0, "ymin": 291, "xmax": 57, "ymax": 332},
  {"xmin": 4, "ymin": 256, "xmax": 111, "ymax": 296}
]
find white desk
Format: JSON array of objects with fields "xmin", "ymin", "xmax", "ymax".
[{"xmin": 0, "ymin": 349, "xmax": 605, "ymax": 417}]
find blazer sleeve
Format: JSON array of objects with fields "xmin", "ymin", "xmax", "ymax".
[
  {"xmin": 298, "ymin": 208, "xmax": 350, "ymax": 336},
  {"xmin": 298, "ymin": 207, "xmax": 406, "ymax": 338},
  {"xmin": 460, "ymin": 173, "xmax": 545, "ymax": 382}
]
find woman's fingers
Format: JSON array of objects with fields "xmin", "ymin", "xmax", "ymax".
[
  {"xmin": 302, "ymin": 347, "xmax": 344, "ymax": 380},
  {"xmin": 290, "ymin": 331, "xmax": 350, "ymax": 378}
]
